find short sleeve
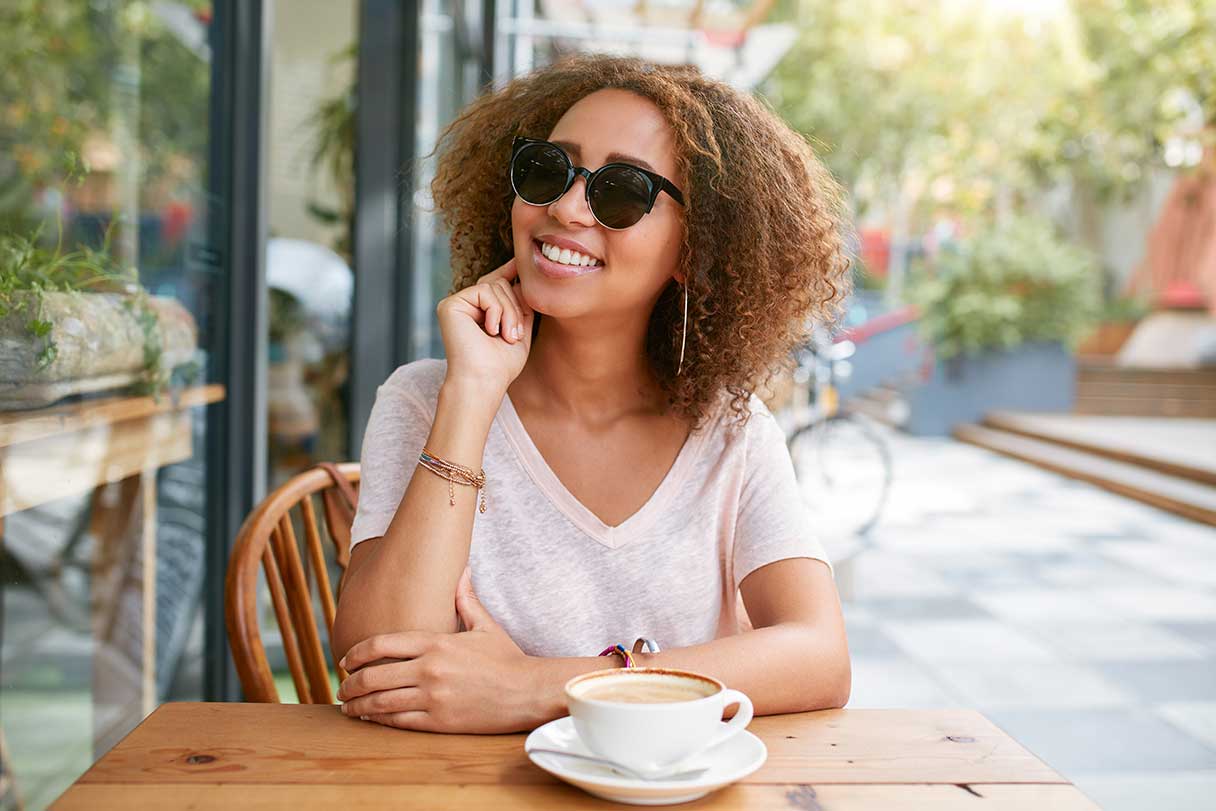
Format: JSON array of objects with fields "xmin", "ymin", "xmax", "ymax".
[
  {"xmin": 732, "ymin": 403, "xmax": 832, "ymax": 591},
  {"xmin": 349, "ymin": 373, "xmax": 435, "ymax": 549}
]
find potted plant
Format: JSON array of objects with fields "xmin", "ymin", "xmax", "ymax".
[
  {"xmin": 1077, "ymin": 294, "xmax": 1151, "ymax": 356},
  {"xmin": 0, "ymin": 224, "xmax": 197, "ymax": 410},
  {"xmin": 901, "ymin": 217, "xmax": 1102, "ymax": 435}
]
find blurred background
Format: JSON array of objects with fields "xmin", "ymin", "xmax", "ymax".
[{"xmin": 0, "ymin": 1, "xmax": 1213, "ymax": 809}]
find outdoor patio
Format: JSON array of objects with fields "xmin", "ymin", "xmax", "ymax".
[{"xmin": 843, "ymin": 425, "xmax": 1216, "ymax": 811}]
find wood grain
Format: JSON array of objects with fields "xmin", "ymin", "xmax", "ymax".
[
  {"xmin": 53, "ymin": 782, "xmax": 1100, "ymax": 811},
  {"xmin": 77, "ymin": 704, "xmax": 1063, "ymax": 788},
  {"xmin": 225, "ymin": 464, "xmax": 359, "ymax": 703},
  {"xmin": 0, "ymin": 384, "xmax": 225, "ymax": 447},
  {"xmin": 0, "ymin": 385, "xmax": 225, "ymax": 517}
]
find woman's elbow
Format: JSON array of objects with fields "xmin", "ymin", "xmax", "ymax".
[
  {"xmin": 802, "ymin": 637, "xmax": 851, "ymax": 711},
  {"xmin": 330, "ymin": 611, "xmax": 359, "ymax": 664},
  {"xmin": 823, "ymin": 656, "xmax": 851, "ymax": 709}
]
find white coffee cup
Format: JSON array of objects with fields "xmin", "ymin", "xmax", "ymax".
[{"xmin": 564, "ymin": 667, "xmax": 754, "ymax": 776}]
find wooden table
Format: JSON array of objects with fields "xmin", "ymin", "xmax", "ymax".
[
  {"xmin": 52, "ymin": 702, "xmax": 1100, "ymax": 809},
  {"xmin": 0, "ymin": 385, "xmax": 225, "ymax": 756}
]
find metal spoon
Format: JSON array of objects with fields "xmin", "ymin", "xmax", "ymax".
[{"xmin": 526, "ymin": 747, "xmax": 710, "ymax": 781}]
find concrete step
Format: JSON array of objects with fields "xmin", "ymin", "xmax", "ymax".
[
  {"xmin": 953, "ymin": 423, "xmax": 1216, "ymax": 527},
  {"xmin": 982, "ymin": 412, "xmax": 1216, "ymax": 487}
]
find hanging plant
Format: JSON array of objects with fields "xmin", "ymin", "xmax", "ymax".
[{"xmin": 0, "ymin": 213, "xmax": 197, "ymax": 408}]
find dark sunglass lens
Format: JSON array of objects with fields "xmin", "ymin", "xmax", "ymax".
[
  {"xmin": 512, "ymin": 143, "xmax": 570, "ymax": 204},
  {"xmin": 589, "ymin": 167, "xmax": 652, "ymax": 228}
]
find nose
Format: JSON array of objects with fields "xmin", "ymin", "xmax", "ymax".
[{"xmin": 547, "ymin": 172, "xmax": 597, "ymax": 228}]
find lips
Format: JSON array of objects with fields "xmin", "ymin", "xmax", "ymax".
[
  {"xmin": 535, "ymin": 234, "xmax": 603, "ymax": 263},
  {"xmin": 531, "ymin": 239, "xmax": 603, "ymax": 279}
]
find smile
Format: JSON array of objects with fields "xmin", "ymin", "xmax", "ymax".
[{"xmin": 532, "ymin": 239, "xmax": 604, "ymax": 279}]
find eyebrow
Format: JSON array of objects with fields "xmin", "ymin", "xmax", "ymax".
[{"xmin": 550, "ymin": 140, "xmax": 660, "ymax": 175}]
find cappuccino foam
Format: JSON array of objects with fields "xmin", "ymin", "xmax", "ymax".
[{"xmin": 574, "ymin": 673, "xmax": 717, "ymax": 704}]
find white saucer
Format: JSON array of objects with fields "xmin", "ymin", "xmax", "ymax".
[{"xmin": 524, "ymin": 716, "xmax": 767, "ymax": 806}]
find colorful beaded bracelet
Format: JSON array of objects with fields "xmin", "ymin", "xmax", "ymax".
[{"xmin": 598, "ymin": 644, "xmax": 636, "ymax": 668}]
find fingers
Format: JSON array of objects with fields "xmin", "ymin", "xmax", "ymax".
[
  {"xmin": 338, "ymin": 659, "xmax": 423, "ymax": 701},
  {"xmin": 480, "ymin": 257, "xmax": 518, "ymax": 284},
  {"xmin": 365, "ymin": 710, "xmax": 437, "ymax": 732},
  {"xmin": 341, "ymin": 686, "xmax": 426, "ymax": 719},
  {"xmin": 491, "ymin": 280, "xmax": 525, "ymax": 341},
  {"xmin": 481, "ymin": 280, "xmax": 531, "ymax": 343},
  {"xmin": 340, "ymin": 632, "xmax": 434, "ymax": 673},
  {"xmin": 484, "ymin": 283, "xmax": 511, "ymax": 338},
  {"xmin": 451, "ymin": 282, "xmax": 504, "ymax": 335},
  {"xmin": 448, "ymin": 256, "xmax": 533, "ymax": 344}
]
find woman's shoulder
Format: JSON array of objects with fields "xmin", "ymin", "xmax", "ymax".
[
  {"xmin": 703, "ymin": 388, "xmax": 777, "ymax": 433},
  {"xmin": 380, "ymin": 357, "xmax": 449, "ymax": 408},
  {"xmin": 698, "ymin": 389, "xmax": 783, "ymax": 457}
]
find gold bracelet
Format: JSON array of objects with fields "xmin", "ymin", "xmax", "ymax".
[{"xmin": 418, "ymin": 447, "xmax": 488, "ymax": 513}]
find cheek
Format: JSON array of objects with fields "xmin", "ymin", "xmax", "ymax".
[
  {"xmin": 618, "ymin": 214, "xmax": 682, "ymax": 274},
  {"xmin": 511, "ymin": 198, "xmax": 541, "ymax": 249}
]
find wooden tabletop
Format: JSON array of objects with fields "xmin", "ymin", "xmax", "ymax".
[
  {"xmin": 0, "ymin": 384, "xmax": 226, "ymax": 516},
  {"xmin": 51, "ymin": 702, "xmax": 1099, "ymax": 810},
  {"xmin": 0, "ymin": 384, "xmax": 226, "ymax": 448}
]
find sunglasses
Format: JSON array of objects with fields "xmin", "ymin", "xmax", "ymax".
[{"xmin": 510, "ymin": 136, "xmax": 685, "ymax": 230}]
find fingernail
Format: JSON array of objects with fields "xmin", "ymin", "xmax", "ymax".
[
  {"xmin": 515, "ymin": 326, "xmax": 523, "ymax": 339},
  {"xmin": 339, "ymin": 657, "xmax": 347, "ymax": 669},
  {"xmin": 360, "ymin": 715, "xmax": 369, "ymax": 722}
]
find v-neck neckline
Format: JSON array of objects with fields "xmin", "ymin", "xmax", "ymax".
[{"xmin": 496, "ymin": 391, "xmax": 707, "ymax": 549}]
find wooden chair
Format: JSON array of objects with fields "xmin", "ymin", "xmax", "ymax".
[{"xmin": 225, "ymin": 462, "xmax": 360, "ymax": 703}]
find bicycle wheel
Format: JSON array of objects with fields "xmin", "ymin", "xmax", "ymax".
[{"xmin": 786, "ymin": 414, "xmax": 892, "ymax": 538}]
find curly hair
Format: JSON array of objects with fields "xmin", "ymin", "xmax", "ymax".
[{"xmin": 430, "ymin": 54, "xmax": 852, "ymax": 429}]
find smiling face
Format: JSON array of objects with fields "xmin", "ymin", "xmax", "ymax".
[{"xmin": 511, "ymin": 88, "xmax": 685, "ymax": 323}]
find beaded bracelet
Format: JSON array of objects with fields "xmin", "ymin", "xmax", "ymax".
[
  {"xmin": 598, "ymin": 638, "xmax": 662, "ymax": 668},
  {"xmin": 418, "ymin": 446, "xmax": 488, "ymax": 513},
  {"xmin": 598, "ymin": 644, "xmax": 636, "ymax": 668}
]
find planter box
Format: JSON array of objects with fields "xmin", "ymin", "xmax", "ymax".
[
  {"xmin": 903, "ymin": 341, "xmax": 1076, "ymax": 436},
  {"xmin": 0, "ymin": 292, "xmax": 197, "ymax": 410},
  {"xmin": 1077, "ymin": 321, "xmax": 1138, "ymax": 356}
]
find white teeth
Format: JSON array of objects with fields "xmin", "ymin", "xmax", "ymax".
[{"xmin": 540, "ymin": 241, "xmax": 602, "ymax": 267}]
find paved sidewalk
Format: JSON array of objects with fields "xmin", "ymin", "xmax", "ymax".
[{"xmin": 838, "ymin": 426, "xmax": 1216, "ymax": 811}]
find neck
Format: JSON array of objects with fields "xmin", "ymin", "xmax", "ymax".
[{"xmin": 513, "ymin": 312, "xmax": 665, "ymax": 424}]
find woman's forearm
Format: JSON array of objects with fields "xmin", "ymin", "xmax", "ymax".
[
  {"xmin": 332, "ymin": 377, "xmax": 501, "ymax": 657},
  {"xmin": 526, "ymin": 622, "xmax": 850, "ymax": 726}
]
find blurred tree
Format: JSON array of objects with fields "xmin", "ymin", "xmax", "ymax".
[
  {"xmin": 0, "ymin": 0, "xmax": 210, "ymax": 235},
  {"xmin": 764, "ymin": 0, "xmax": 1081, "ymax": 294},
  {"xmin": 765, "ymin": 0, "xmax": 1215, "ymax": 296},
  {"xmin": 1031, "ymin": 0, "xmax": 1216, "ymax": 198}
]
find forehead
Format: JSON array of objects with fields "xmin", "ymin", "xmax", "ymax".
[{"xmin": 547, "ymin": 88, "xmax": 677, "ymax": 179}]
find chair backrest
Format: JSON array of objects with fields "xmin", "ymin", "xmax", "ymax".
[{"xmin": 225, "ymin": 462, "xmax": 361, "ymax": 703}]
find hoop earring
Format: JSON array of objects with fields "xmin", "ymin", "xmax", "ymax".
[{"xmin": 677, "ymin": 284, "xmax": 688, "ymax": 376}]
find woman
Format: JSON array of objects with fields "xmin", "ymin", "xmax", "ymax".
[{"xmin": 332, "ymin": 54, "xmax": 852, "ymax": 733}]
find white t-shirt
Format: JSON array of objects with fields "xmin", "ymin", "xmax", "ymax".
[{"xmin": 350, "ymin": 358, "xmax": 830, "ymax": 658}]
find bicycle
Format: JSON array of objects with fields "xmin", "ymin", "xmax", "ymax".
[{"xmin": 784, "ymin": 333, "xmax": 893, "ymax": 539}]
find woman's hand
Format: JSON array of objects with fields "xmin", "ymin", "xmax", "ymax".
[
  {"xmin": 437, "ymin": 258, "xmax": 534, "ymax": 396},
  {"xmin": 337, "ymin": 567, "xmax": 542, "ymax": 733}
]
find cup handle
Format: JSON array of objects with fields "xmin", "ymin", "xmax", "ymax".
[
  {"xmin": 642, "ymin": 690, "xmax": 754, "ymax": 777},
  {"xmin": 702, "ymin": 689, "xmax": 753, "ymax": 751}
]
